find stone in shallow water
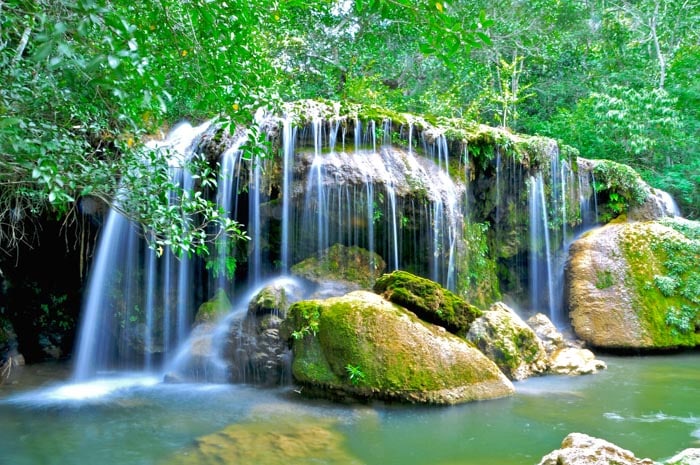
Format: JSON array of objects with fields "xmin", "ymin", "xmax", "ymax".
[
  {"xmin": 537, "ymin": 433, "xmax": 655, "ymax": 465},
  {"xmin": 162, "ymin": 415, "xmax": 364, "ymax": 465}
]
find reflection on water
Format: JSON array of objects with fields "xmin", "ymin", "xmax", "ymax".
[{"xmin": 0, "ymin": 353, "xmax": 698, "ymax": 465}]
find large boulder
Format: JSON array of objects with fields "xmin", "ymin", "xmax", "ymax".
[
  {"xmin": 373, "ymin": 270, "xmax": 482, "ymax": 335},
  {"xmin": 538, "ymin": 433, "xmax": 655, "ymax": 465},
  {"xmin": 282, "ymin": 291, "xmax": 514, "ymax": 404},
  {"xmin": 567, "ymin": 217, "xmax": 700, "ymax": 349},
  {"xmin": 466, "ymin": 302, "xmax": 548, "ymax": 380}
]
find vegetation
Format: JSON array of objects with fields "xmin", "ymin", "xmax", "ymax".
[
  {"xmin": 1, "ymin": 0, "xmax": 697, "ymax": 264},
  {"xmin": 620, "ymin": 219, "xmax": 700, "ymax": 347},
  {"xmin": 373, "ymin": 270, "xmax": 483, "ymax": 334}
]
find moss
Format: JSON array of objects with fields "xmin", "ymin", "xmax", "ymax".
[
  {"xmin": 194, "ymin": 288, "xmax": 231, "ymax": 324},
  {"xmin": 593, "ymin": 160, "xmax": 649, "ymax": 221},
  {"xmin": 373, "ymin": 271, "xmax": 483, "ymax": 334},
  {"xmin": 283, "ymin": 292, "xmax": 510, "ymax": 403},
  {"xmin": 620, "ymin": 221, "xmax": 700, "ymax": 347},
  {"xmin": 291, "ymin": 244, "xmax": 386, "ymax": 289}
]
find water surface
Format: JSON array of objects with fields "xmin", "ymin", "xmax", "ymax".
[{"xmin": 1, "ymin": 353, "xmax": 698, "ymax": 465}]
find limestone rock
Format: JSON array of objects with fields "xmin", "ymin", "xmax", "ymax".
[
  {"xmin": 526, "ymin": 313, "xmax": 567, "ymax": 355},
  {"xmin": 538, "ymin": 433, "xmax": 655, "ymax": 465},
  {"xmin": 567, "ymin": 218, "xmax": 700, "ymax": 349},
  {"xmin": 549, "ymin": 348, "xmax": 607, "ymax": 375},
  {"xmin": 665, "ymin": 448, "xmax": 700, "ymax": 465},
  {"xmin": 628, "ymin": 187, "xmax": 681, "ymax": 221},
  {"xmin": 373, "ymin": 270, "xmax": 482, "ymax": 335},
  {"xmin": 283, "ymin": 290, "xmax": 514, "ymax": 404},
  {"xmin": 466, "ymin": 302, "xmax": 548, "ymax": 380}
]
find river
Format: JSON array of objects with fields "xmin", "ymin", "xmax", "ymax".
[{"xmin": 1, "ymin": 352, "xmax": 698, "ymax": 465}]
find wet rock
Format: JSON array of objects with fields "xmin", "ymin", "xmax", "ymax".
[
  {"xmin": 162, "ymin": 415, "xmax": 363, "ymax": 465},
  {"xmin": 628, "ymin": 187, "xmax": 681, "ymax": 221},
  {"xmin": 283, "ymin": 290, "xmax": 514, "ymax": 405},
  {"xmin": 549, "ymin": 348, "xmax": 607, "ymax": 376},
  {"xmin": 194, "ymin": 288, "xmax": 232, "ymax": 324},
  {"xmin": 538, "ymin": 433, "xmax": 655, "ymax": 465},
  {"xmin": 373, "ymin": 270, "xmax": 482, "ymax": 335},
  {"xmin": 466, "ymin": 302, "xmax": 548, "ymax": 381},
  {"xmin": 665, "ymin": 448, "xmax": 700, "ymax": 465},
  {"xmin": 526, "ymin": 313, "xmax": 567, "ymax": 356}
]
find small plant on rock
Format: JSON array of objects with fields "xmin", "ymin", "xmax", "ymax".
[{"xmin": 345, "ymin": 364, "xmax": 366, "ymax": 385}]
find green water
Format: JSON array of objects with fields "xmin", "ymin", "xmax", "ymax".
[{"xmin": 1, "ymin": 353, "xmax": 698, "ymax": 465}]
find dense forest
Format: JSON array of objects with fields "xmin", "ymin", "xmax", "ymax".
[{"xmin": 1, "ymin": 0, "xmax": 698, "ymax": 262}]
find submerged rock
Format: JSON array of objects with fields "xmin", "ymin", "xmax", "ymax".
[
  {"xmin": 282, "ymin": 290, "xmax": 514, "ymax": 405},
  {"xmin": 538, "ymin": 433, "xmax": 655, "ymax": 465},
  {"xmin": 373, "ymin": 270, "xmax": 482, "ymax": 335},
  {"xmin": 163, "ymin": 415, "xmax": 363, "ymax": 465},
  {"xmin": 466, "ymin": 302, "xmax": 548, "ymax": 381},
  {"xmin": 567, "ymin": 217, "xmax": 700, "ymax": 349}
]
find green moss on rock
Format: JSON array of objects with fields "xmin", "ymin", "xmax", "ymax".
[
  {"xmin": 291, "ymin": 244, "xmax": 386, "ymax": 289},
  {"xmin": 283, "ymin": 291, "xmax": 513, "ymax": 404},
  {"xmin": 373, "ymin": 271, "xmax": 482, "ymax": 335},
  {"xmin": 620, "ymin": 219, "xmax": 700, "ymax": 347},
  {"xmin": 194, "ymin": 288, "xmax": 231, "ymax": 324},
  {"xmin": 568, "ymin": 218, "xmax": 700, "ymax": 349}
]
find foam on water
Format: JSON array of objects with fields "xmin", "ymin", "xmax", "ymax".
[{"xmin": 5, "ymin": 375, "xmax": 160, "ymax": 405}]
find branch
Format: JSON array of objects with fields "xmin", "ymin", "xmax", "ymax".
[{"xmin": 12, "ymin": 26, "xmax": 32, "ymax": 65}]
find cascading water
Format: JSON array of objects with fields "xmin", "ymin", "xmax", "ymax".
[
  {"xmin": 73, "ymin": 122, "xmax": 210, "ymax": 380},
  {"xmin": 73, "ymin": 110, "xmax": 611, "ymax": 386}
]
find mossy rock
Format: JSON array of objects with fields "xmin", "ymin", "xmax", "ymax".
[
  {"xmin": 466, "ymin": 302, "xmax": 548, "ymax": 381},
  {"xmin": 373, "ymin": 271, "xmax": 482, "ymax": 335},
  {"xmin": 283, "ymin": 291, "xmax": 514, "ymax": 405},
  {"xmin": 291, "ymin": 244, "xmax": 386, "ymax": 289},
  {"xmin": 163, "ymin": 414, "xmax": 363, "ymax": 465},
  {"xmin": 194, "ymin": 288, "xmax": 232, "ymax": 324},
  {"xmin": 568, "ymin": 217, "xmax": 700, "ymax": 349}
]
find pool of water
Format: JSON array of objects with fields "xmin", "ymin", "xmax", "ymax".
[{"xmin": 1, "ymin": 353, "xmax": 698, "ymax": 465}]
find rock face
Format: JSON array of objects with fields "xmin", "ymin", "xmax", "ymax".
[
  {"xmin": 291, "ymin": 244, "xmax": 386, "ymax": 290},
  {"xmin": 538, "ymin": 433, "xmax": 655, "ymax": 465},
  {"xmin": 567, "ymin": 217, "xmax": 700, "ymax": 349},
  {"xmin": 373, "ymin": 270, "xmax": 483, "ymax": 335},
  {"xmin": 466, "ymin": 302, "xmax": 548, "ymax": 380},
  {"xmin": 282, "ymin": 290, "xmax": 514, "ymax": 404}
]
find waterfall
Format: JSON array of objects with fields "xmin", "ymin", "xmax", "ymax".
[
  {"xmin": 281, "ymin": 117, "xmax": 296, "ymax": 272},
  {"xmin": 73, "ymin": 122, "xmax": 210, "ymax": 380},
  {"xmin": 73, "ymin": 110, "xmax": 618, "ymax": 385},
  {"xmin": 528, "ymin": 174, "xmax": 556, "ymax": 323}
]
